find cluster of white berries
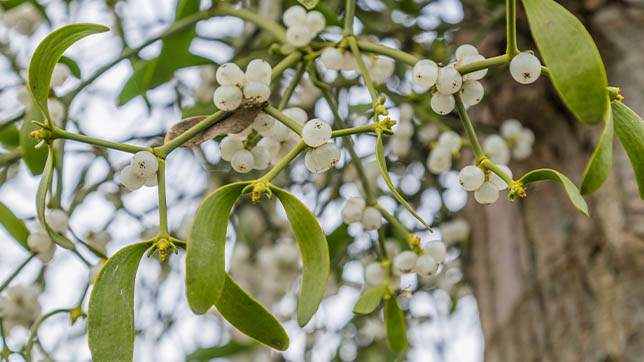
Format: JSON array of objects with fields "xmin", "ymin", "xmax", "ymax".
[
  {"xmin": 283, "ymin": 5, "xmax": 326, "ymax": 47},
  {"xmin": 500, "ymin": 119, "xmax": 535, "ymax": 160},
  {"xmin": 302, "ymin": 118, "xmax": 342, "ymax": 173},
  {"xmin": 321, "ymin": 48, "xmax": 395, "ymax": 84},
  {"xmin": 440, "ymin": 218, "xmax": 471, "ymax": 244},
  {"xmin": 459, "ymin": 163, "xmax": 513, "ymax": 205},
  {"xmin": 120, "ymin": 151, "xmax": 159, "ymax": 191},
  {"xmin": 0, "ymin": 286, "xmax": 41, "ymax": 334},
  {"xmin": 26, "ymin": 209, "xmax": 68, "ymax": 262},
  {"xmin": 413, "ymin": 44, "xmax": 487, "ymax": 115},
  {"xmin": 390, "ymin": 103, "xmax": 415, "ymax": 158},
  {"xmin": 509, "ymin": 53, "xmax": 542, "ymax": 84},
  {"xmin": 2, "ymin": 2, "xmax": 42, "ymax": 35},
  {"xmin": 213, "ymin": 59, "xmax": 272, "ymax": 111},
  {"xmin": 427, "ymin": 131, "xmax": 462, "ymax": 174},
  {"xmin": 341, "ymin": 197, "xmax": 382, "ymax": 230}
]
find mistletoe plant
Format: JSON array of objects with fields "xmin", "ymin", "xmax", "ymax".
[{"xmin": 1, "ymin": 0, "xmax": 643, "ymax": 360}]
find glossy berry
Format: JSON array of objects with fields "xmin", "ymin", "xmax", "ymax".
[
  {"xmin": 427, "ymin": 146, "xmax": 452, "ymax": 174},
  {"xmin": 27, "ymin": 231, "xmax": 55, "ymax": 262},
  {"xmin": 510, "ymin": 53, "xmax": 542, "ymax": 84},
  {"xmin": 286, "ymin": 24, "xmax": 312, "ymax": 47},
  {"xmin": 423, "ymin": 241, "xmax": 447, "ymax": 263},
  {"xmin": 436, "ymin": 66, "xmax": 463, "ymax": 95},
  {"xmin": 283, "ymin": 5, "xmax": 307, "ymax": 27},
  {"xmin": 460, "ymin": 80, "xmax": 484, "ymax": 106},
  {"xmin": 342, "ymin": 197, "xmax": 366, "ymax": 224},
  {"xmin": 455, "ymin": 44, "xmax": 478, "ymax": 62},
  {"xmin": 500, "ymin": 119, "xmax": 523, "ymax": 141},
  {"xmin": 231, "ymin": 149, "xmax": 254, "ymax": 173},
  {"xmin": 243, "ymin": 81, "xmax": 270, "ymax": 103},
  {"xmin": 282, "ymin": 107, "xmax": 308, "ymax": 125},
  {"xmin": 220, "ymin": 136, "xmax": 244, "ymax": 161},
  {"xmin": 438, "ymin": 131, "xmax": 462, "ymax": 153},
  {"xmin": 252, "ymin": 112, "xmax": 276, "ymax": 133},
  {"xmin": 393, "ymin": 251, "xmax": 417, "ymax": 274},
  {"xmin": 46, "ymin": 209, "xmax": 68, "ymax": 234},
  {"xmin": 306, "ymin": 11, "xmax": 326, "ymax": 34},
  {"xmin": 216, "ymin": 63, "xmax": 245, "ymax": 87},
  {"xmin": 412, "ymin": 59, "xmax": 438, "ymax": 88},
  {"xmin": 483, "ymin": 135, "xmax": 510, "ymax": 164},
  {"xmin": 488, "ymin": 164, "xmax": 513, "ymax": 191},
  {"xmin": 361, "ymin": 207, "xmax": 382, "ymax": 230},
  {"xmin": 474, "ymin": 181, "xmax": 500, "ymax": 205},
  {"xmin": 461, "ymin": 54, "xmax": 488, "ymax": 81},
  {"xmin": 430, "ymin": 93, "xmax": 455, "ymax": 115},
  {"xmin": 143, "ymin": 174, "xmax": 158, "ymax": 187},
  {"xmin": 459, "ymin": 165, "xmax": 485, "ymax": 191},
  {"xmin": 365, "ymin": 262, "xmax": 384, "ymax": 286},
  {"xmin": 302, "ymin": 119, "xmax": 332, "ymax": 147},
  {"xmin": 257, "ymin": 137, "xmax": 280, "ymax": 157},
  {"xmin": 321, "ymin": 48, "xmax": 344, "ymax": 70},
  {"xmin": 120, "ymin": 166, "xmax": 144, "ymax": 191},
  {"xmin": 415, "ymin": 254, "xmax": 439, "ymax": 277},
  {"xmin": 213, "ymin": 85, "xmax": 243, "ymax": 111},
  {"xmin": 131, "ymin": 151, "xmax": 159, "ymax": 178},
  {"xmin": 245, "ymin": 59, "xmax": 272, "ymax": 85},
  {"xmin": 305, "ymin": 143, "xmax": 340, "ymax": 173},
  {"xmin": 251, "ymin": 146, "xmax": 271, "ymax": 170}
]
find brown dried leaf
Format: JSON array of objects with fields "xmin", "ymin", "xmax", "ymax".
[{"xmin": 164, "ymin": 103, "xmax": 265, "ymax": 147}]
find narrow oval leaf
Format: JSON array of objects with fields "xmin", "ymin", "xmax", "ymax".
[
  {"xmin": 58, "ymin": 56, "xmax": 82, "ymax": 78},
  {"xmin": 376, "ymin": 133, "xmax": 432, "ymax": 231},
  {"xmin": 384, "ymin": 297, "xmax": 408, "ymax": 351},
  {"xmin": 28, "ymin": 24, "xmax": 109, "ymax": 120},
  {"xmin": 580, "ymin": 112, "xmax": 613, "ymax": 195},
  {"xmin": 353, "ymin": 285, "xmax": 386, "ymax": 315},
  {"xmin": 214, "ymin": 274, "xmax": 289, "ymax": 351},
  {"xmin": 186, "ymin": 182, "xmax": 249, "ymax": 314},
  {"xmin": 518, "ymin": 168, "xmax": 589, "ymax": 216},
  {"xmin": 270, "ymin": 186, "xmax": 330, "ymax": 327},
  {"xmin": 297, "ymin": 0, "xmax": 320, "ymax": 10},
  {"xmin": 19, "ymin": 107, "xmax": 47, "ymax": 175},
  {"xmin": 88, "ymin": 242, "xmax": 152, "ymax": 362},
  {"xmin": 0, "ymin": 125, "xmax": 20, "ymax": 149},
  {"xmin": 521, "ymin": 0, "xmax": 609, "ymax": 125},
  {"xmin": 35, "ymin": 146, "xmax": 74, "ymax": 249},
  {"xmin": 187, "ymin": 340, "xmax": 255, "ymax": 361},
  {"xmin": 0, "ymin": 201, "xmax": 30, "ymax": 250},
  {"xmin": 612, "ymin": 101, "xmax": 644, "ymax": 199}
]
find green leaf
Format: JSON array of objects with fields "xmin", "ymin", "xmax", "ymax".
[
  {"xmin": 214, "ymin": 274, "xmax": 289, "ymax": 351},
  {"xmin": 187, "ymin": 341, "xmax": 255, "ymax": 361},
  {"xmin": 185, "ymin": 182, "xmax": 249, "ymax": 315},
  {"xmin": 521, "ymin": 0, "xmax": 609, "ymax": 125},
  {"xmin": 0, "ymin": 126, "xmax": 20, "ymax": 149},
  {"xmin": 19, "ymin": 107, "xmax": 47, "ymax": 175},
  {"xmin": 88, "ymin": 241, "xmax": 152, "ymax": 362},
  {"xmin": 326, "ymin": 223, "xmax": 352, "ymax": 261},
  {"xmin": 375, "ymin": 133, "xmax": 432, "ymax": 231},
  {"xmin": 384, "ymin": 297, "xmax": 408, "ymax": 351},
  {"xmin": 28, "ymin": 23, "xmax": 109, "ymax": 121},
  {"xmin": 118, "ymin": 60, "xmax": 152, "ymax": 106},
  {"xmin": 580, "ymin": 112, "xmax": 613, "ymax": 195},
  {"xmin": 353, "ymin": 285, "xmax": 386, "ymax": 315},
  {"xmin": 35, "ymin": 146, "xmax": 74, "ymax": 249},
  {"xmin": 182, "ymin": 102, "xmax": 218, "ymax": 119},
  {"xmin": 0, "ymin": 201, "xmax": 30, "ymax": 251},
  {"xmin": 270, "ymin": 186, "xmax": 330, "ymax": 327},
  {"xmin": 297, "ymin": 0, "xmax": 320, "ymax": 10},
  {"xmin": 517, "ymin": 168, "xmax": 589, "ymax": 216},
  {"xmin": 58, "ymin": 56, "xmax": 82, "ymax": 78},
  {"xmin": 612, "ymin": 101, "xmax": 644, "ymax": 199}
]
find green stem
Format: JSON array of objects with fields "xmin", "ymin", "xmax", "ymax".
[
  {"xmin": 377, "ymin": 229, "xmax": 389, "ymax": 261},
  {"xmin": 50, "ymin": 128, "xmax": 151, "ymax": 154},
  {"xmin": 455, "ymin": 54, "xmax": 509, "ymax": 75},
  {"xmin": 480, "ymin": 159, "xmax": 514, "ymax": 187},
  {"xmin": 375, "ymin": 204, "xmax": 410, "ymax": 238},
  {"xmin": 356, "ymin": 41, "xmax": 419, "ymax": 66},
  {"xmin": 343, "ymin": 0, "xmax": 356, "ymax": 36},
  {"xmin": 454, "ymin": 94, "xmax": 485, "ymax": 162},
  {"xmin": 272, "ymin": 51, "xmax": 303, "ymax": 81},
  {"xmin": 264, "ymin": 105, "xmax": 303, "ymax": 135},
  {"xmin": 157, "ymin": 159, "xmax": 169, "ymax": 237},
  {"xmin": 25, "ymin": 309, "xmax": 70, "ymax": 362},
  {"xmin": 331, "ymin": 124, "xmax": 377, "ymax": 138},
  {"xmin": 259, "ymin": 141, "xmax": 306, "ymax": 182},
  {"xmin": 0, "ymin": 255, "xmax": 34, "ymax": 294},
  {"xmin": 217, "ymin": 3, "xmax": 287, "ymax": 42},
  {"xmin": 278, "ymin": 61, "xmax": 306, "ymax": 110},
  {"xmin": 347, "ymin": 37, "xmax": 379, "ymax": 110},
  {"xmin": 506, "ymin": 0, "xmax": 519, "ymax": 57},
  {"xmin": 155, "ymin": 110, "xmax": 227, "ymax": 157}
]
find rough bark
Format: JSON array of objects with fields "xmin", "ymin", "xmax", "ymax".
[{"xmin": 461, "ymin": 2, "xmax": 644, "ymax": 361}]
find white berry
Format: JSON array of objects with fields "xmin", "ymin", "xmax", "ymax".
[
  {"xmin": 283, "ymin": 5, "xmax": 307, "ymax": 27},
  {"xmin": 302, "ymin": 119, "xmax": 332, "ymax": 147},
  {"xmin": 321, "ymin": 48, "xmax": 344, "ymax": 70},
  {"xmin": 252, "ymin": 112, "xmax": 276, "ymax": 133},
  {"xmin": 245, "ymin": 59, "xmax": 272, "ymax": 85},
  {"xmin": 500, "ymin": 119, "xmax": 523, "ymax": 141},
  {"xmin": 286, "ymin": 24, "xmax": 312, "ymax": 47},
  {"xmin": 441, "ymin": 218, "xmax": 470, "ymax": 244},
  {"xmin": 305, "ymin": 142, "xmax": 341, "ymax": 173},
  {"xmin": 120, "ymin": 166, "xmax": 144, "ymax": 191},
  {"xmin": 143, "ymin": 174, "xmax": 158, "ymax": 187},
  {"xmin": 415, "ymin": 254, "xmax": 439, "ymax": 277},
  {"xmin": 50, "ymin": 63, "xmax": 71, "ymax": 88},
  {"xmin": 412, "ymin": 59, "xmax": 438, "ymax": 88},
  {"xmin": 461, "ymin": 54, "xmax": 488, "ymax": 81},
  {"xmin": 423, "ymin": 241, "xmax": 447, "ymax": 263},
  {"xmin": 46, "ymin": 209, "xmax": 68, "ymax": 234},
  {"xmin": 251, "ymin": 146, "xmax": 271, "ymax": 170},
  {"xmin": 342, "ymin": 197, "xmax": 366, "ymax": 224},
  {"xmin": 436, "ymin": 66, "xmax": 463, "ymax": 95},
  {"xmin": 455, "ymin": 44, "xmax": 479, "ymax": 62},
  {"xmin": 393, "ymin": 251, "xmax": 417, "ymax": 274},
  {"xmin": 427, "ymin": 146, "xmax": 452, "ymax": 174},
  {"xmin": 231, "ymin": 149, "xmax": 254, "ymax": 173},
  {"xmin": 488, "ymin": 164, "xmax": 513, "ymax": 191},
  {"xmin": 365, "ymin": 262, "xmax": 384, "ymax": 286},
  {"xmin": 243, "ymin": 81, "xmax": 270, "ymax": 103},
  {"xmin": 131, "ymin": 151, "xmax": 158, "ymax": 178},
  {"xmin": 361, "ymin": 207, "xmax": 382, "ymax": 230},
  {"xmin": 27, "ymin": 231, "xmax": 55, "ymax": 262},
  {"xmin": 213, "ymin": 85, "xmax": 243, "ymax": 111},
  {"xmin": 282, "ymin": 107, "xmax": 308, "ymax": 125},
  {"xmin": 459, "ymin": 165, "xmax": 485, "ymax": 191},
  {"xmin": 220, "ymin": 136, "xmax": 245, "ymax": 161},
  {"xmin": 510, "ymin": 53, "xmax": 542, "ymax": 84},
  {"xmin": 216, "ymin": 63, "xmax": 245, "ymax": 87},
  {"xmin": 459, "ymin": 80, "xmax": 484, "ymax": 106},
  {"xmin": 430, "ymin": 93, "xmax": 455, "ymax": 115},
  {"xmin": 306, "ymin": 10, "xmax": 326, "ymax": 34},
  {"xmin": 474, "ymin": 181, "xmax": 500, "ymax": 205},
  {"xmin": 257, "ymin": 137, "xmax": 280, "ymax": 157},
  {"xmin": 438, "ymin": 131, "xmax": 462, "ymax": 153},
  {"xmin": 483, "ymin": 135, "xmax": 510, "ymax": 164}
]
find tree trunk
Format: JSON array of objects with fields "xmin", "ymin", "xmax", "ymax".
[{"xmin": 462, "ymin": 2, "xmax": 644, "ymax": 361}]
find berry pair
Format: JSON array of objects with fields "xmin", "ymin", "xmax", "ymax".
[{"xmin": 213, "ymin": 59, "xmax": 272, "ymax": 111}]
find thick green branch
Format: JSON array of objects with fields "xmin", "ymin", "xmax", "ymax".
[
  {"xmin": 454, "ymin": 94, "xmax": 485, "ymax": 161},
  {"xmin": 156, "ymin": 159, "xmax": 169, "ymax": 237},
  {"xmin": 259, "ymin": 141, "xmax": 306, "ymax": 182},
  {"xmin": 343, "ymin": 0, "xmax": 356, "ymax": 36},
  {"xmin": 154, "ymin": 110, "xmax": 227, "ymax": 157},
  {"xmin": 347, "ymin": 37, "xmax": 379, "ymax": 110},
  {"xmin": 356, "ymin": 41, "xmax": 419, "ymax": 66},
  {"xmin": 331, "ymin": 124, "xmax": 378, "ymax": 138},
  {"xmin": 50, "ymin": 128, "xmax": 151, "ymax": 154},
  {"xmin": 506, "ymin": 0, "xmax": 520, "ymax": 57}
]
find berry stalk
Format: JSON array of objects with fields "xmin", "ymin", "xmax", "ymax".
[{"xmin": 454, "ymin": 94, "xmax": 486, "ymax": 161}]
